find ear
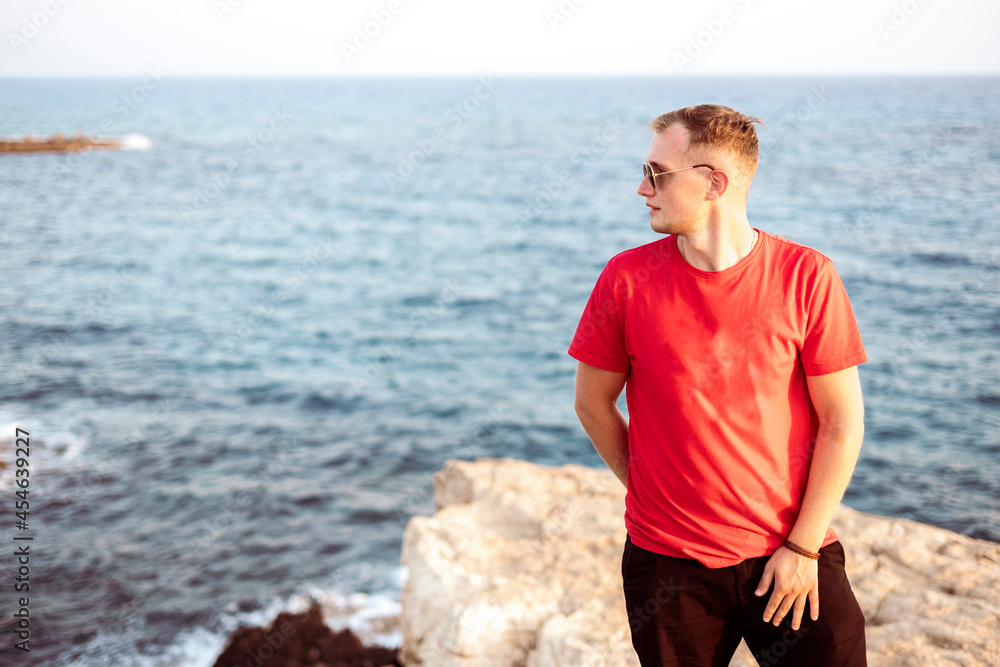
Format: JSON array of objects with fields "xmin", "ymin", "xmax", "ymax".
[{"xmin": 705, "ymin": 170, "xmax": 729, "ymax": 201}]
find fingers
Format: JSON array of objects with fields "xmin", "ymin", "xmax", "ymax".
[
  {"xmin": 765, "ymin": 586, "xmax": 820, "ymax": 629},
  {"xmin": 757, "ymin": 565, "xmax": 778, "ymax": 623},
  {"xmin": 762, "ymin": 590, "xmax": 782, "ymax": 624},
  {"xmin": 790, "ymin": 594, "xmax": 806, "ymax": 630},
  {"xmin": 755, "ymin": 566, "xmax": 773, "ymax": 598},
  {"xmin": 770, "ymin": 593, "xmax": 796, "ymax": 627}
]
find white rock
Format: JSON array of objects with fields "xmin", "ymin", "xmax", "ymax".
[{"xmin": 399, "ymin": 458, "xmax": 1000, "ymax": 667}]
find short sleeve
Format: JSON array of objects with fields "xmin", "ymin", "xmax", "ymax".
[
  {"xmin": 801, "ymin": 259, "xmax": 868, "ymax": 375},
  {"xmin": 567, "ymin": 260, "xmax": 631, "ymax": 373}
]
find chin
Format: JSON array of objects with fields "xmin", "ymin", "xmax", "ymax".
[{"xmin": 649, "ymin": 220, "xmax": 675, "ymax": 235}]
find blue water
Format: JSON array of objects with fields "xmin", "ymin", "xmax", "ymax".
[{"xmin": 0, "ymin": 76, "xmax": 998, "ymax": 665}]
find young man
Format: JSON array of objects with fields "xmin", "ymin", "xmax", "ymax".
[{"xmin": 569, "ymin": 105, "xmax": 868, "ymax": 666}]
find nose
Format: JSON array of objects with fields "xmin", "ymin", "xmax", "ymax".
[{"xmin": 637, "ymin": 175, "xmax": 654, "ymax": 198}]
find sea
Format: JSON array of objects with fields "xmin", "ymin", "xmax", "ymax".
[{"xmin": 0, "ymin": 76, "xmax": 998, "ymax": 665}]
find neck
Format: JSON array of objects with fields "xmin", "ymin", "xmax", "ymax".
[{"xmin": 678, "ymin": 223, "xmax": 758, "ymax": 272}]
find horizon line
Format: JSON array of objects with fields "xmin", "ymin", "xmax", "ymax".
[{"xmin": 2, "ymin": 71, "xmax": 999, "ymax": 80}]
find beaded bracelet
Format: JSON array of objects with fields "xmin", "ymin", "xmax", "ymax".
[{"xmin": 783, "ymin": 539, "xmax": 821, "ymax": 560}]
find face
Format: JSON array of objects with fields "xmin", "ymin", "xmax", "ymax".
[{"xmin": 638, "ymin": 124, "xmax": 712, "ymax": 235}]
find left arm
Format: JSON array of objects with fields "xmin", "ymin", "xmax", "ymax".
[{"xmin": 755, "ymin": 365, "xmax": 865, "ymax": 629}]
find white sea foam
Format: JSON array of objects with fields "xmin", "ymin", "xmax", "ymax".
[
  {"xmin": 120, "ymin": 134, "xmax": 153, "ymax": 150},
  {"xmin": 62, "ymin": 565, "xmax": 406, "ymax": 666},
  {"xmin": 0, "ymin": 409, "xmax": 88, "ymax": 490},
  {"xmin": 66, "ymin": 616, "xmax": 226, "ymax": 667}
]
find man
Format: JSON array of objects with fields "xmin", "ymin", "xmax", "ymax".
[{"xmin": 568, "ymin": 104, "xmax": 868, "ymax": 666}]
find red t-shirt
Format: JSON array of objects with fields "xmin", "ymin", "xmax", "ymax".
[{"xmin": 568, "ymin": 229, "xmax": 867, "ymax": 568}]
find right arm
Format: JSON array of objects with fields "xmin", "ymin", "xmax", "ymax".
[{"xmin": 574, "ymin": 361, "xmax": 630, "ymax": 487}]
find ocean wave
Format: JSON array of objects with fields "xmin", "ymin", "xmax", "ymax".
[
  {"xmin": 0, "ymin": 410, "xmax": 88, "ymax": 490},
  {"xmin": 60, "ymin": 565, "xmax": 405, "ymax": 666}
]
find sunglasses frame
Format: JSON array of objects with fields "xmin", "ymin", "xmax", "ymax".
[{"xmin": 643, "ymin": 163, "xmax": 716, "ymax": 189}]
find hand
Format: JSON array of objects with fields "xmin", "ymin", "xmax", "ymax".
[{"xmin": 754, "ymin": 546, "xmax": 819, "ymax": 631}]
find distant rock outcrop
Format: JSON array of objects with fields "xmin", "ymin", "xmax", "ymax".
[
  {"xmin": 0, "ymin": 131, "xmax": 124, "ymax": 154},
  {"xmin": 399, "ymin": 458, "xmax": 1000, "ymax": 667}
]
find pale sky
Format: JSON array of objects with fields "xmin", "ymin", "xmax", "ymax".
[{"xmin": 1, "ymin": 0, "xmax": 998, "ymax": 77}]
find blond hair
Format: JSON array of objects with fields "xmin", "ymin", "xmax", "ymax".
[{"xmin": 649, "ymin": 104, "xmax": 763, "ymax": 190}]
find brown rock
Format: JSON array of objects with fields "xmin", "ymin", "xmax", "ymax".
[{"xmin": 211, "ymin": 600, "xmax": 400, "ymax": 667}]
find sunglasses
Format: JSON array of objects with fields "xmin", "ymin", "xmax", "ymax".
[{"xmin": 643, "ymin": 163, "xmax": 715, "ymax": 189}]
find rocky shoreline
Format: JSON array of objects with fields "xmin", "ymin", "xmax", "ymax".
[{"xmin": 213, "ymin": 458, "xmax": 1000, "ymax": 666}]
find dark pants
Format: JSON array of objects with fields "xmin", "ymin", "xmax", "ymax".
[{"xmin": 621, "ymin": 534, "xmax": 867, "ymax": 666}]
